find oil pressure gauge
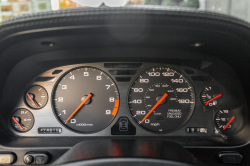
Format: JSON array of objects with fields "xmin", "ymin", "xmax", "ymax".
[{"xmin": 200, "ymin": 85, "xmax": 222, "ymax": 108}]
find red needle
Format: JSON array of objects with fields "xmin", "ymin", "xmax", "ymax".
[
  {"xmin": 12, "ymin": 117, "xmax": 24, "ymax": 130},
  {"xmin": 27, "ymin": 93, "xmax": 38, "ymax": 107},
  {"xmin": 65, "ymin": 93, "xmax": 92, "ymax": 123},
  {"xmin": 223, "ymin": 116, "xmax": 235, "ymax": 130},
  {"xmin": 205, "ymin": 94, "xmax": 222, "ymax": 106},
  {"xmin": 140, "ymin": 93, "xmax": 168, "ymax": 123}
]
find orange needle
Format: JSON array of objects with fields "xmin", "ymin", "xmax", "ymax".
[
  {"xmin": 205, "ymin": 94, "xmax": 222, "ymax": 106},
  {"xmin": 65, "ymin": 93, "xmax": 92, "ymax": 123},
  {"xmin": 223, "ymin": 116, "xmax": 235, "ymax": 130},
  {"xmin": 27, "ymin": 93, "xmax": 38, "ymax": 107},
  {"xmin": 12, "ymin": 117, "xmax": 24, "ymax": 130},
  {"xmin": 140, "ymin": 93, "xmax": 168, "ymax": 123}
]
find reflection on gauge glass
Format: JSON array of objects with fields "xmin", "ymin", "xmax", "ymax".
[
  {"xmin": 200, "ymin": 85, "xmax": 222, "ymax": 107},
  {"xmin": 128, "ymin": 66, "xmax": 195, "ymax": 133},
  {"xmin": 11, "ymin": 109, "xmax": 34, "ymax": 132},
  {"xmin": 25, "ymin": 85, "xmax": 48, "ymax": 109},
  {"xmin": 52, "ymin": 67, "xmax": 119, "ymax": 133},
  {"xmin": 214, "ymin": 109, "xmax": 237, "ymax": 135}
]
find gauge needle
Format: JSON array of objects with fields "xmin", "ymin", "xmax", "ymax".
[
  {"xmin": 12, "ymin": 117, "xmax": 24, "ymax": 130},
  {"xmin": 27, "ymin": 93, "xmax": 39, "ymax": 108},
  {"xmin": 223, "ymin": 116, "xmax": 235, "ymax": 130},
  {"xmin": 65, "ymin": 93, "xmax": 92, "ymax": 124},
  {"xmin": 140, "ymin": 93, "xmax": 168, "ymax": 124},
  {"xmin": 205, "ymin": 94, "xmax": 222, "ymax": 106}
]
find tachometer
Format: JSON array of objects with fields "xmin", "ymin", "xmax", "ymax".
[
  {"xmin": 128, "ymin": 66, "xmax": 195, "ymax": 133},
  {"xmin": 52, "ymin": 67, "xmax": 119, "ymax": 133}
]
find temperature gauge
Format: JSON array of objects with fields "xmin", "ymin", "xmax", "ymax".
[
  {"xmin": 25, "ymin": 85, "xmax": 48, "ymax": 109},
  {"xmin": 214, "ymin": 109, "xmax": 237, "ymax": 135},
  {"xmin": 11, "ymin": 109, "xmax": 34, "ymax": 132},
  {"xmin": 200, "ymin": 85, "xmax": 222, "ymax": 107}
]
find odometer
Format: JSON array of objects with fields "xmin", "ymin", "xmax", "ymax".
[
  {"xmin": 128, "ymin": 66, "xmax": 195, "ymax": 133},
  {"xmin": 52, "ymin": 67, "xmax": 119, "ymax": 133}
]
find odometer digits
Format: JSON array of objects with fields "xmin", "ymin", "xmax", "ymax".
[
  {"xmin": 52, "ymin": 67, "xmax": 119, "ymax": 133},
  {"xmin": 128, "ymin": 66, "xmax": 195, "ymax": 133}
]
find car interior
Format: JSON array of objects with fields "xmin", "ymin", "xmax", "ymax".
[{"xmin": 1, "ymin": 1, "xmax": 250, "ymax": 166}]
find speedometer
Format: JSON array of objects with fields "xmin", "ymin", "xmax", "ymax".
[{"xmin": 128, "ymin": 66, "xmax": 195, "ymax": 133}]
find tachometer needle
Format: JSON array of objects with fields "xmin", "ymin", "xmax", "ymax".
[
  {"xmin": 223, "ymin": 116, "xmax": 235, "ymax": 130},
  {"xmin": 65, "ymin": 93, "xmax": 92, "ymax": 124},
  {"xmin": 27, "ymin": 93, "xmax": 39, "ymax": 108},
  {"xmin": 140, "ymin": 93, "xmax": 168, "ymax": 123},
  {"xmin": 205, "ymin": 94, "xmax": 222, "ymax": 106},
  {"xmin": 12, "ymin": 117, "xmax": 24, "ymax": 130}
]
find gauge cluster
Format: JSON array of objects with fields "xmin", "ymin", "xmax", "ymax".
[{"xmin": 0, "ymin": 61, "xmax": 247, "ymax": 145}]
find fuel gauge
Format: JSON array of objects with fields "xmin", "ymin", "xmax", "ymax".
[
  {"xmin": 11, "ymin": 109, "xmax": 34, "ymax": 132},
  {"xmin": 200, "ymin": 85, "xmax": 222, "ymax": 108}
]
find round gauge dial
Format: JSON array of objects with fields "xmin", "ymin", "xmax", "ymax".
[
  {"xmin": 214, "ymin": 109, "xmax": 237, "ymax": 135},
  {"xmin": 11, "ymin": 109, "xmax": 34, "ymax": 132},
  {"xmin": 128, "ymin": 66, "xmax": 195, "ymax": 133},
  {"xmin": 200, "ymin": 85, "xmax": 222, "ymax": 108},
  {"xmin": 25, "ymin": 85, "xmax": 48, "ymax": 109},
  {"xmin": 52, "ymin": 67, "xmax": 119, "ymax": 133}
]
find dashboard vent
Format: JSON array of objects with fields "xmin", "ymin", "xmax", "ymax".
[
  {"xmin": 109, "ymin": 70, "xmax": 137, "ymax": 75},
  {"xmin": 115, "ymin": 77, "xmax": 131, "ymax": 82},
  {"xmin": 184, "ymin": 69, "xmax": 195, "ymax": 74},
  {"xmin": 104, "ymin": 63, "xmax": 142, "ymax": 68},
  {"xmin": 35, "ymin": 77, "xmax": 56, "ymax": 82},
  {"xmin": 191, "ymin": 76, "xmax": 212, "ymax": 81}
]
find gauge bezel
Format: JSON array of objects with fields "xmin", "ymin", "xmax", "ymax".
[
  {"xmin": 11, "ymin": 108, "xmax": 34, "ymax": 133},
  {"xmin": 199, "ymin": 85, "xmax": 223, "ymax": 108},
  {"xmin": 127, "ymin": 65, "xmax": 196, "ymax": 134},
  {"xmin": 51, "ymin": 66, "xmax": 120, "ymax": 134},
  {"xmin": 213, "ymin": 109, "xmax": 236, "ymax": 136},
  {"xmin": 24, "ymin": 85, "xmax": 48, "ymax": 109}
]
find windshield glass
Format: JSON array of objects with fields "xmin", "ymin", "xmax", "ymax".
[{"xmin": 0, "ymin": 0, "xmax": 249, "ymax": 23}]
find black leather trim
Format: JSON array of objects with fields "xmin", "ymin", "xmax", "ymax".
[{"xmin": 1, "ymin": 6, "xmax": 250, "ymax": 43}]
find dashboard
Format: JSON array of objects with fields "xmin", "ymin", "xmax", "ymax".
[
  {"xmin": 1, "ymin": 7, "xmax": 250, "ymax": 166},
  {"xmin": 3, "ymin": 61, "xmax": 247, "ymax": 141}
]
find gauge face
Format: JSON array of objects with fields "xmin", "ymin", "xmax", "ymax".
[
  {"xmin": 11, "ymin": 109, "xmax": 34, "ymax": 132},
  {"xmin": 52, "ymin": 67, "xmax": 119, "ymax": 133},
  {"xmin": 200, "ymin": 86, "xmax": 222, "ymax": 108},
  {"xmin": 25, "ymin": 85, "xmax": 48, "ymax": 109},
  {"xmin": 214, "ymin": 109, "xmax": 237, "ymax": 135},
  {"xmin": 128, "ymin": 66, "xmax": 195, "ymax": 133}
]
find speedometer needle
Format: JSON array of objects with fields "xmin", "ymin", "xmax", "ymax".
[
  {"xmin": 65, "ymin": 93, "xmax": 92, "ymax": 124},
  {"xmin": 205, "ymin": 94, "xmax": 222, "ymax": 106},
  {"xmin": 140, "ymin": 93, "xmax": 168, "ymax": 123},
  {"xmin": 223, "ymin": 116, "xmax": 235, "ymax": 130}
]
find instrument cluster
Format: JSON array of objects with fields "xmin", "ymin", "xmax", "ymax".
[{"xmin": 3, "ymin": 62, "xmax": 247, "ymax": 144}]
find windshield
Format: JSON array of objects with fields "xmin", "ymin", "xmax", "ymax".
[{"xmin": 0, "ymin": 0, "xmax": 249, "ymax": 23}]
